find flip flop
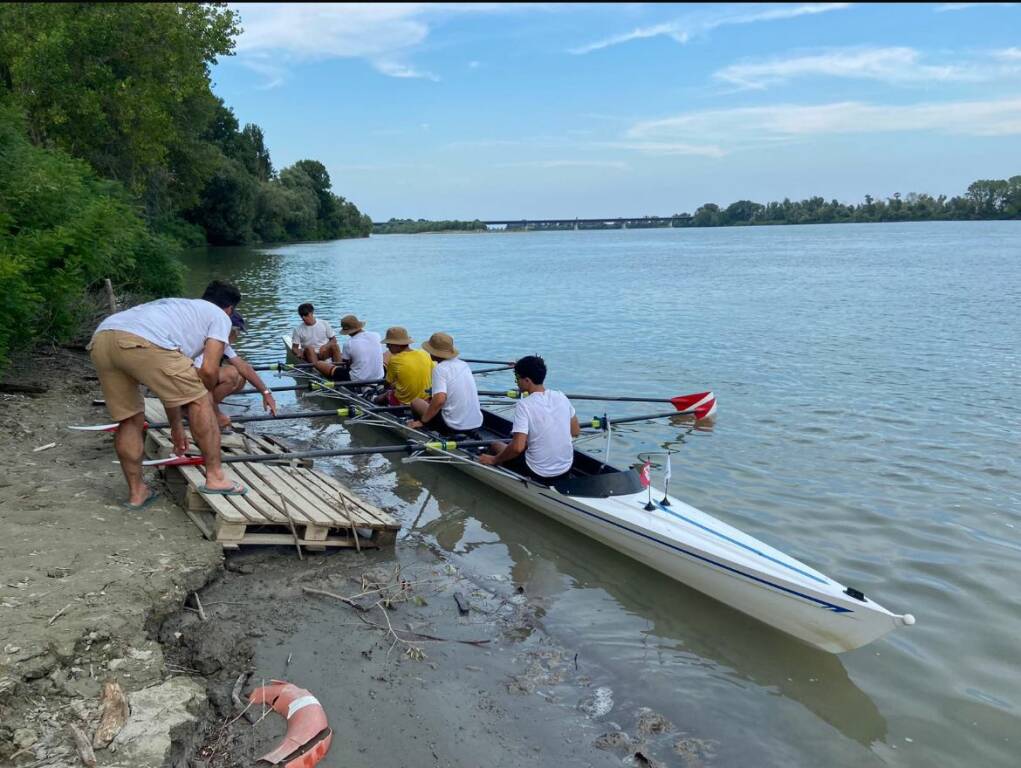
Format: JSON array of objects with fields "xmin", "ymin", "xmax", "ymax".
[
  {"xmin": 122, "ymin": 488, "xmax": 160, "ymax": 510},
  {"xmin": 198, "ymin": 480, "xmax": 247, "ymax": 497}
]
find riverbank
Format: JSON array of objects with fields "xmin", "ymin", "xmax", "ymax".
[
  {"xmin": 0, "ymin": 349, "xmax": 694, "ymax": 768},
  {"xmin": 0, "ymin": 347, "xmax": 223, "ymax": 766}
]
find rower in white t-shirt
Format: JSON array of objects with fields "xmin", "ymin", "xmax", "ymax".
[
  {"xmin": 338, "ymin": 314, "xmax": 384, "ymax": 381},
  {"xmin": 480, "ymin": 355, "xmax": 579, "ymax": 484},
  {"xmin": 291, "ymin": 303, "xmax": 341, "ymax": 374},
  {"xmin": 408, "ymin": 332, "xmax": 483, "ymax": 435}
]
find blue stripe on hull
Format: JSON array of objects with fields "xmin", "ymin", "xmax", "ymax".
[
  {"xmin": 655, "ymin": 502, "xmax": 828, "ymax": 585},
  {"xmin": 537, "ymin": 493, "xmax": 852, "ymax": 614}
]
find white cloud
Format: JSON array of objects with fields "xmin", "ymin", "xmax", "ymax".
[
  {"xmin": 496, "ymin": 160, "xmax": 630, "ymax": 169},
  {"xmin": 570, "ymin": 3, "xmax": 850, "ymax": 55},
  {"xmin": 231, "ymin": 3, "xmax": 536, "ymax": 84},
  {"xmin": 374, "ymin": 60, "xmax": 439, "ymax": 81},
  {"xmin": 715, "ymin": 47, "xmax": 988, "ymax": 89},
  {"xmin": 597, "ymin": 141, "xmax": 727, "ymax": 158},
  {"xmin": 935, "ymin": 2, "xmax": 1016, "ymax": 11},
  {"xmin": 993, "ymin": 47, "xmax": 1021, "ymax": 61},
  {"xmin": 627, "ymin": 98, "xmax": 1021, "ymax": 150}
]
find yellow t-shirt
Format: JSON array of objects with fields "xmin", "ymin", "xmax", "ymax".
[{"xmin": 386, "ymin": 348, "xmax": 435, "ymax": 404}]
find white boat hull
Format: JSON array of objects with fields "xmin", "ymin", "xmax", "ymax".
[{"xmin": 276, "ymin": 336, "xmax": 913, "ymax": 652}]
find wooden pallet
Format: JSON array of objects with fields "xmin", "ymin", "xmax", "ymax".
[{"xmin": 142, "ymin": 399, "xmax": 400, "ymax": 551}]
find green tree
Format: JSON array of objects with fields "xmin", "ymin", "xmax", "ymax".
[
  {"xmin": 0, "ymin": 103, "xmax": 181, "ymax": 368},
  {"xmin": 0, "ymin": 3, "xmax": 239, "ymax": 211}
]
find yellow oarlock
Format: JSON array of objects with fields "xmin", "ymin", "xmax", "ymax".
[
  {"xmin": 334, "ymin": 407, "xmax": 363, "ymax": 417},
  {"xmin": 424, "ymin": 440, "xmax": 457, "ymax": 450},
  {"xmin": 311, "ymin": 380, "xmax": 336, "ymax": 391}
]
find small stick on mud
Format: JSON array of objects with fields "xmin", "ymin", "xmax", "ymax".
[
  {"xmin": 67, "ymin": 723, "xmax": 97, "ymax": 767},
  {"xmin": 279, "ymin": 487, "xmax": 304, "ymax": 561},
  {"xmin": 193, "ymin": 592, "xmax": 207, "ymax": 621},
  {"xmin": 231, "ymin": 670, "xmax": 256, "ymax": 725},
  {"xmin": 301, "ymin": 586, "xmax": 368, "ymax": 612},
  {"xmin": 286, "ymin": 652, "xmax": 292, "ymax": 667},
  {"xmin": 359, "ymin": 607, "xmax": 491, "ymax": 647},
  {"xmin": 48, "ymin": 602, "xmax": 72, "ymax": 625}
]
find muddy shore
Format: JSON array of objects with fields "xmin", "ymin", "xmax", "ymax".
[{"xmin": 1, "ymin": 350, "xmax": 693, "ymax": 768}]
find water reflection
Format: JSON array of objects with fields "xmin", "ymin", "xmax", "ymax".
[{"xmin": 370, "ymin": 451, "xmax": 888, "ymax": 750}]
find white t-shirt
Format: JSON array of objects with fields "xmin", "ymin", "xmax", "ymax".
[
  {"xmin": 342, "ymin": 331, "xmax": 384, "ymax": 381},
  {"xmin": 291, "ymin": 319, "xmax": 334, "ymax": 351},
  {"xmin": 194, "ymin": 344, "xmax": 237, "ymax": 369},
  {"xmin": 511, "ymin": 390, "xmax": 576, "ymax": 478},
  {"xmin": 431, "ymin": 358, "xmax": 483, "ymax": 431},
  {"xmin": 95, "ymin": 298, "xmax": 231, "ymax": 359}
]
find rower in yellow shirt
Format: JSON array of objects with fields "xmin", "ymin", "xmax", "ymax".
[{"xmin": 379, "ymin": 327, "xmax": 435, "ymax": 406}]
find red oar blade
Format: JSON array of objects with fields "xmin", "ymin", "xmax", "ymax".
[
  {"xmin": 670, "ymin": 391, "xmax": 716, "ymax": 419},
  {"xmin": 140, "ymin": 454, "xmax": 204, "ymax": 467}
]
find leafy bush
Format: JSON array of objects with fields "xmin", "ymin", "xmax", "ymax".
[{"xmin": 0, "ymin": 104, "xmax": 181, "ymax": 368}]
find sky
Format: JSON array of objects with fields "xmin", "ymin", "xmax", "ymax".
[{"xmin": 212, "ymin": 3, "xmax": 1021, "ymax": 220}]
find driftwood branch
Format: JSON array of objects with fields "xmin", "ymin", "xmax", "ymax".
[{"xmin": 301, "ymin": 586, "xmax": 367, "ymax": 611}]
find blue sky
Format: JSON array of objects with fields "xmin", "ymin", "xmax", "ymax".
[{"xmin": 213, "ymin": 3, "xmax": 1021, "ymax": 220}]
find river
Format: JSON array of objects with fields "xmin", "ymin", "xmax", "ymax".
[{"xmin": 181, "ymin": 221, "xmax": 1020, "ymax": 767}]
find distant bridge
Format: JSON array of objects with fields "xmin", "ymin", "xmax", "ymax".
[
  {"xmin": 372, "ymin": 216, "xmax": 693, "ymax": 230},
  {"xmin": 481, "ymin": 216, "xmax": 692, "ymax": 228}
]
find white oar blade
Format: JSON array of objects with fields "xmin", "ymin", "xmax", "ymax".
[{"xmin": 68, "ymin": 423, "xmax": 119, "ymax": 432}]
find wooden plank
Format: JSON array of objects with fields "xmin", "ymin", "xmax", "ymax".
[
  {"xmin": 308, "ymin": 472, "xmax": 396, "ymax": 528},
  {"xmin": 214, "ymin": 518, "xmax": 247, "ymax": 542},
  {"xmin": 256, "ymin": 464, "xmax": 371, "ymax": 528},
  {"xmin": 228, "ymin": 533, "xmax": 371, "ymax": 549},
  {"xmin": 183, "ymin": 508, "xmax": 215, "ymax": 540},
  {"xmin": 186, "ymin": 465, "xmax": 266, "ymax": 524},
  {"xmin": 299, "ymin": 469, "xmax": 389, "ymax": 525},
  {"xmin": 241, "ymin": 462, "xmax": 331, "ymax": 525},
  {"xmin": 227, "ymin": 463, "xmax": 305, "ymax": 525}
]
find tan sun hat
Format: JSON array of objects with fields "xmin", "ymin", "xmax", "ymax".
[
  {"xmin": 382, "ymin": 326, "xmax": 413, "ymax": 346},
  {"xmin": 421, "ymin": 332, "xmax": 458, "ymax": 359},
  {"xmin": 339, "ymin": 314, "xmax": 365, "ymax": 334}
]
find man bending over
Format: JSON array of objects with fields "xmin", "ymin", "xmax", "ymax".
[{"xmin": 88, "ymin": 280, "xmax": 248, "ymax": 508}]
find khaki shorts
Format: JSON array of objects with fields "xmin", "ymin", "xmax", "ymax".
[{"xmin": 89, "ymin": 331, "xmax": 209, "ymax": 421}]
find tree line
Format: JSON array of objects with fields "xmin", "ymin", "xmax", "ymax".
[
  {"xmin": 0, "ymin": 3, "xmax": 371, "ymax": 369},
  {"xmin": 373, "ymin": 218, "xmax": 488, "ymax": 235},
  {"xmin": 679, "ymin": 177, "xmax": 1021, "ymax": 227}
]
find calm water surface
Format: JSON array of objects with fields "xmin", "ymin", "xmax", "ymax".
[{"xmin": 181, "ymin": 222, "xmax": 1020, "ymax": 767}]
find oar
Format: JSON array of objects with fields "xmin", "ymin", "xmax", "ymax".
[
  {"xmin": 480, "ymin": 390, "xmax": 717, "ymax": 419},
  {"xmin": 69, "ymin": 405, "xmax": 409, "ymax": 433},
  {"xmin": 254, "ymin": 361, "xmax": 514, "ymax": 375},
  {"xmin": 141, "ymin": 438, "xmax": 494, "ymax": 467},
  {"xmin": 583, "ymin": 410, "xmax": 702, "ymax": 430},
  {"xmin": 235, "ymin": 364, "xmax": 511, "ymax": 396}
]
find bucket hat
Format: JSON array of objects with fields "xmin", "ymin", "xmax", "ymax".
[
  {"xmin": 421, "ymin": 332, "xmax": 458, "ymax": 359},
  {"xmin": 382, "ymin": 326, "xmax": 413, "ymax": 346},
  {"xmin": 340, "ymin": 314, "xmax": 365, "ymax": 334}
]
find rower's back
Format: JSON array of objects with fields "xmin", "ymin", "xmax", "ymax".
[{"xmin": 432, "ymin": 357, "xmax": 483, "ymax": 431}]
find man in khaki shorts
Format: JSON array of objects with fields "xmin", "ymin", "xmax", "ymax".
[{"xmin": 89, "ymin": 280, "xmax": 247, "ymax": 508}]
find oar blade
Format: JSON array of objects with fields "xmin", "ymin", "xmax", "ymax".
[
  {"xmin": 141, "ymin": 455, "xmax": 204, "ymax": 467},
  {"xmin": 68, "ymin": 423, "xmax": 119, "ymax": 432},
  {"xmin": 670, "ymin": 391, "xmax": 716, "ymax": 419}
]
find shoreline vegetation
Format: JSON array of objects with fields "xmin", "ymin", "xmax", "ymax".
[
  {"xmin": 0, "ymin": 4, "xmax": 370, "ymax": 370},
  {"xmin": 374, "ymin": 176, "xmax": 1021, "ymax": 234}
]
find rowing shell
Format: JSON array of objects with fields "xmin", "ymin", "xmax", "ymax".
[{"xmin": 279, "ymin": 336, "xmax": 913, "ymax": 652}]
